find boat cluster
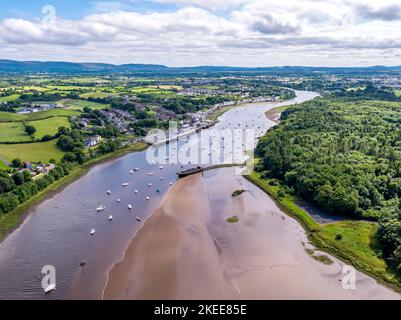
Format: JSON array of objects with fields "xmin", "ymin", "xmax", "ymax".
[{"xmin": 90, "ymin": 166, "xmax": 175, "ymax": 236}]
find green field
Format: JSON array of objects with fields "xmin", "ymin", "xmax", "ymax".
[
  {"xmin": 0, "ymin": 140, "xmax": 64, "ymax": 163},
  {"xmin": 29, "ymin": 117, "xmax": 71, "ymax": 140},
  {"xmin": 61, "ymin": 99, "xmax": 110, "ymax": 110},
  {"xmin": 0, "ymin": 111, "xmax": 26, "ymax": 122},
  {"xmin": 0, "ymin": 94, "xmax": 20, "ymax": 102},
  {"xmin": 0, "ymin": 109, "xmax": 80, "ymax": 123},
  {"xmin": 394, "ymin": 90, "xmax": 401, "ymax": 97},
  {"xmin": 79, "ymin": 92, "xmax": 113, "ymax": 99},
  {"xmin": 0, "ymin": 122, "xmax": 30, "ymax": 142},
  {"xmin": 0, "ymin": 109, "xmax": 73, "ymax": 142},
  {"xmin": 0, "ymin": 160, "xmax": 8, "ymax": 170}
]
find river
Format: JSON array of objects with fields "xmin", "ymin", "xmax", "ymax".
[{"xmin": 0, "ymin": 90, "xmax": 397, "ymax": 299}]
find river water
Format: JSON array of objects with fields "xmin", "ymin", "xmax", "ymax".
[{"xmin": 2, "ymin": 90, "xmax": 393, "ymax": 300}]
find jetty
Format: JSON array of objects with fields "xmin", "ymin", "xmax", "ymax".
[{"xmin": 177, "ymin": 162, "xmax": 246, "ymax": 178}]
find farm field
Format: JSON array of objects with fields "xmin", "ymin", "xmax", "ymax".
[
  {"xmin": 79, "ymin": 92, "xmax": 113, "ymax": 99},
  {"xmin": 0, "ymin": 140, "xmax": 64, "ymax": 163},
  {"xmin": 29, "ymin": 117, "xmax": 70, "ymax": 140},
  {"xmin": 0, "ymin": 122, "xmax": 30, "ymax": 142},
  {"xmin": 61, "ymin": 99, "xmax": 110, "ymax": 110},
  {"xmin": 0, "ymin": 94, "xmax": 20, "ymax": 102}
]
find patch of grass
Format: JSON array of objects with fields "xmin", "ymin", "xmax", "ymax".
[
  {"xmin": 0, "ymin": 122, "xmax": 30, "ymax": 142},
  {"xmin": 226, "ymin": 216, "xmax": 239, "ymax": 223},
  {"xmin": 25, "ymin": 109, "xmax": 80, "ymax": 120},
  {"xmin": 0, "ymin": 111, "xmax": 26, "ymax": 122},
  {"xmin": 61, "ymin": 99, "xmax": 110, "ymax": 110},
  {"xmin": 79, "ymin": 92, "xmax": 113, "ymax": 99},
  {"xmin": 207, "ymin": 105, "xmax": 235, "ymax": 122},
  {"xmin": 394, "ymin": 90, "xmax": 401, "ymax": 97},
  {"xmin": 0, "ymin": 140, "xmax": 64, "ymax": 162},
  {"xmin": 28, "ymin": 117, "xmax": 70, "ymax": 140},
  {"xmin": 313, "ymin": 254, "xmax": 334, "ymax": 265},
  {"xmin": 0, "ymin": 160, "xmax": 8, "ymax": 170},
  {"xmin": 0, "ymin": 94, "xmax": 20, "ymax": 102}
]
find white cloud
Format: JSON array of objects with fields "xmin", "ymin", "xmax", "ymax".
[{"xmin": 0, "ymin": 0, "xmax": 401, "ymax": 66}]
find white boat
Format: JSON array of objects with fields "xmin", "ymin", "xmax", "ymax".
[
  {"xmin": 90, "ymin": 229, "xmax": 96, "ymax": 235},
  {"xmin": 130, "ymin": 170, "xmax": 134, "ymax": 174},
  {"xmin": 134, "ymin": 168, "xmax": 139, "ymax": 171},
  {"xmin": 128, "ymin": 204, "xmax": 132, "ymax": 209},
  {"xmin": 109, "ymin": 215, "xmax": 113, "ymax": 221},
  {"xmin": 160, "ymin": 177, "xmax": 164, "ymax": 180},
  {"xmin": 159, "ymin": 166, "xmax": 164, "ymax": 169},
  {"xmin": 146, "ymin": 197, "xmax": 150, "ymax": 201},
  {"xmin": 148, "ymin": 183, "xmax": 152, "ymax": 187},
  {"xmin": 134, "ymin": 190, "xmax": 138, "ymax": 194},
  {"xmin": 169, "ymin": 182, "xmax": 173, "ymax": 185},
  {"xmin": 136, "ymin": 217, "xmax": 141, "ymax": 222},
  {"xmin": 107, "ymin": 190, "xmax": 111, "ymax": 195},
  {"xmin": 116, "ymin": 198, "xmax": 121, "ymax": 203},
  {"xmin": 122, "ymin": 183, "xmax": 130, "ymax": 187},
  {"xmin": 148, "ymin": 172, "xmax": 154, "ymax": 176},
  {"xmin": 44, "ymin": 283, "xmax": 56, "ymax": 294},
  {"xmin": 96, "ymin": 206, "xmax": 106, "ymax": 212}
]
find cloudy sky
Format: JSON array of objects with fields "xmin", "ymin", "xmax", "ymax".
[{"xmin": 1, "ymin": 0, "xmax": 401, "ymax": 67}]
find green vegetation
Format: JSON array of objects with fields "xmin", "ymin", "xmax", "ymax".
[
  {"xmin": 254, "ymin": 93, "xmax": 401, "ymax": 286},
  {"xmin": 61, "ymin": 99, "xmax": 110, "ymax": 110},
  {"xmin": 0, "ymin": 122, "xmax": 29, "ymax": 142},
  {"xmin": 226, "ymin": 216, "xmax": 239, "ymax": 223},
  {"xmin": 0, "ymin": 140, "xmax": 64, "ymax": 162},
  {"xmin": 207, "ymin": 105, "xmax": 235, "ymax": 122},
  {"xmin": 28, "ymin": 117, "xmax": 70, "ymax": 140},
  {"xmin": 0, "ymin": 94, "xmax": 20, "ymax": 102},
  {"xmin": 257, "ymin": 98, "xmax": 401, "ymax": 220},
  {"xmin": 0, "ymin": 160, "xmax": 8, "ymax": 170}
]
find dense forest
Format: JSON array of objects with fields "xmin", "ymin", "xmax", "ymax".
[{"xmin": 256, "ymin": 98, "xmax": 401, "ymax": 271}]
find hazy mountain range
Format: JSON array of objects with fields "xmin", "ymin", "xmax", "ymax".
[{"xmin": 1, "ymin": 59, "xmax": 401, "ymax": 74}]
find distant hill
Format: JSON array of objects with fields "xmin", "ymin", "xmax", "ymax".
[{"xmin": 1, "ymin": 59, "xmax": 401, "ymax": 74}]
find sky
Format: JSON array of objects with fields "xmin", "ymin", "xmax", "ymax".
[{"xmin": 1, "ymin": 0, "xmax": 401, "ymax": 67}]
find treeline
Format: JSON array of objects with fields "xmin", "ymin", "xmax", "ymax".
[
  {"xmin": 335, "ymin": 84, "xmax": 400, "ymax": 101},
  {"xmin": 0, "ymin": 163, "xmax": 72, "ymax": 215},
  {"xmin": 255, "ymin": 97, "xmax": 401, "ymax": 271}
]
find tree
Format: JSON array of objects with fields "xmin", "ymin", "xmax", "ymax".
[
  {"xmin": 12, "ymin": 172, "xmax": 25, "ymax": 186},
  {"xmin": 25, "ymin": 125, "xmax": 36, "ymax": 136},
  {"xmin": 12, "ymin": 158, "xmax": 22, "ymax": 168},
  {"xmin": 62, "ymin": 152, "xmax": 76, "ymax": 163}
]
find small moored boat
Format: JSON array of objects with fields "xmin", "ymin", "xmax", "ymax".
[
  {"xmin": 96, "ymin": 206, "xmax": 106, "ymax": 212},
  {"xmin": 90, "ymin": 229, "xmax": 96, "ymax": 235}
]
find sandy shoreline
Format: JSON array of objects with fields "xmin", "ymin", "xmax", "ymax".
[
  {"xmin": 104, "ymin": 168, "xmax": 400, "ymax": 300},
  {"xmin": 103, "ymin": 173, "xmax": 236, "ymax": 299}
]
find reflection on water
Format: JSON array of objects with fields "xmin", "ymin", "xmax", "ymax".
[{"xmin": 0, "ymin": 91, "xmax": 318, "ymax": 299}]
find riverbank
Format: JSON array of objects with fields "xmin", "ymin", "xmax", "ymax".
[
  {"xmin": 0, "ymin": 142, "xmax": 149, "ymax": 243},
  {"xmin": 105, "ymin": 168, "xmax": 400, "ymax": 299},
  {"xmin": 244, "ymin": 170, "xmax": 401, "ymax": 293}
]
